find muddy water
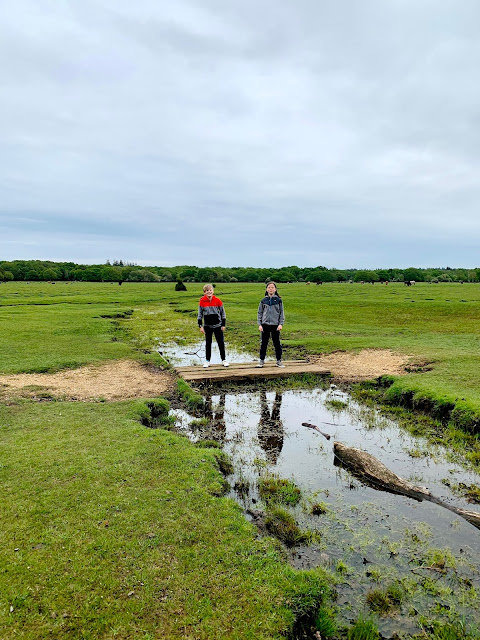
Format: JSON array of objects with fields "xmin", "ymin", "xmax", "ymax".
[{"xmin": 165, "ymin": 343, "xmax": 480, "ymax": 636}]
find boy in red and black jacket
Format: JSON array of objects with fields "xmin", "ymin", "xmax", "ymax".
[{"xmin": 197, "ymin": 284, "xmax": 229, "ymax": 368}]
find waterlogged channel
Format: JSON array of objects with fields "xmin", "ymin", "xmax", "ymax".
[{"xmin": 162, "ymin": 342, "xmax": 480, "ymax": 637}]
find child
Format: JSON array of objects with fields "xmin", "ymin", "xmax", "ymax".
[
  {"xmin": 197, "ymin": 284, "xmax": 229, "ymax": 368},
  {"xmin": 257, "ymin": 281, "xmax": 285, "ymax": 367}
]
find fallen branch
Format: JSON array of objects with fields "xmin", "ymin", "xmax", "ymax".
[
  {"xmin": 301, "ymin": 422, "xmax": 331, "ymax": 440},
  {"xmin": 333, "ymin": 441, "xmax": 480, "ymax": 530}
]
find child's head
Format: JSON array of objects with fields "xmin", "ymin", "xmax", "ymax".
[
  {"xmin": 203, "ymin": 283, "xmax": 214, "ymax": 294},
  {"xmin": 265, "ymin": 281, "xmax": 278, "ymax": 296}
]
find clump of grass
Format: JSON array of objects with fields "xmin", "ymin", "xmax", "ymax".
[
  {"xmin": 422, "ymin": 547, "xmax": 456, "ymax": 571},
  {"xmin": 347, "ymin": 616, "xmax": 380, "ymax": 640},
  {"xmin": 407, "ymin": 447, "xmax": 428, "ymax": 458},
  {"xmin": 314, "ymin": 606, "xmax": 337, "ymax": 637},
  {"xmin": 264, "ymin": 507, "xmax": 309, "ymax": 547},
  {"xmin": 335, "ymin": 560, "xmax": 351, "ymax": 575},
  {"xmin": 325, "ymin": 398, "xmax": 348, "ymax": 411},
  {"xmin": 258, "ymin": 474, "xmax": 301, "ymax": 506},
  {"xmin": 190, "ymin": 417, "xmax": 210, "ymax": 428},
  {"xmin": 177, "ymin": 378, "xmax": 204, "ymax": 411},
  {"xmin": 194, "ymin": 439, "xmax": 222, "ymax": 449},
  {"xmin": 366, "ymin": 580, "xmax": 405, "ymax": 613},
  {"xmin": 136, "ymin": 398, "xmax": 174, "ymax": 428},
  {"xmin": 421, "ymin": 619, "xmax": 475, "ymax": 639},
  {"xmin": 310, "ymin": 501, "xmax": 328, "ymax": 515}
]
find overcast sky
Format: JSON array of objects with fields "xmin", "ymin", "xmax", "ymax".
[{"xmin": 1, "ymin": 1, "xmax": 480, "ymax": 269}]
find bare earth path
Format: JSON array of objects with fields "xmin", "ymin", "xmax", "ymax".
[{"xmin": 0, "ymin": 350, "xmax": 410, "ymax": 401}]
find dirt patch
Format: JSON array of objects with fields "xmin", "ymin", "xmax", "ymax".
[
  {"xmin": 0, "ymin": 350, "xmax": 410, "ymax": 401},
  {"xmin": 0, "ymin": 360, "xmax": 176, "ymax": 401},
  {"xmin": 309, "ymin": 349, "xmax": 411, "ymax": 381}
]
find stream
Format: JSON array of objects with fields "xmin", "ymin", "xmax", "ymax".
[{"xmin": 160, "ymin": 340, "xmax": 480, "ymax": 638}]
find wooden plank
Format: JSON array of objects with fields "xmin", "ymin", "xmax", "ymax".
[
  {"xmin": 175, "ymin": 361, "xmax": 330, "ymax": 382},
  {"xmin": 176, "ymin": 359, "xmax": 309, "ymax": 373}
]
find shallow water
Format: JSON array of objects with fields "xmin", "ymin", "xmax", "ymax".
[
  {"xmin": 157, "ymin": 338, "xmax": 254, "ymax": 366},
  {"xmin": 165, "ymin": 341, "xmax": 480, "ymax": 636}
]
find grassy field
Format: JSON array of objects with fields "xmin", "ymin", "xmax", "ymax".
[
  {"xmin": 2, "ymin": 280, "xmax": 480, "ymax": 639},
  {"xmin": 123, "ymin": 280, "xmax": 480, "ymax": 425}
]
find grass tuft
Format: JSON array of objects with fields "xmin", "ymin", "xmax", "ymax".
[
  {"xmin": 258, "ymin": 474, "xmax": 302, "ymax": 506},
  {"xmin": 265, "ymin": 507, "xmax": 309, "ymax": 547}
]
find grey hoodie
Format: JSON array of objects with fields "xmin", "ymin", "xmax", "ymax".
[{"xmin": 257, "ymin": 295, "xmax": 285, "ymax": 326}]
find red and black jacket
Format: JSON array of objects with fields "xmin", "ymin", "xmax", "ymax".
[{"xmin": 197, "ymin": 295, "xmax": 226, "ymax": 329}]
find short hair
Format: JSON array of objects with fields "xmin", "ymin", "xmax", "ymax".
[{"xmin": 203, "ymin": 283, "xmax": 214, "ymax": 293}]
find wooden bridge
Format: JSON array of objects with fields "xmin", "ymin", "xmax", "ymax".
[{"xmin": 175, "ymin": 360, "xmax": 331, "ymax": 382}]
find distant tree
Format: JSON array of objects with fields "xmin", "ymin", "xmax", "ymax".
[
  {"xmin": 376, "ymin": 270, "xmax": 390, "ymax": 283},
  {"xmin": 403, "ymin": 268, "xmax": 424, "ymax": 282},
  {"xmin": 24, "ymin": 269, "xmax": 40, "ymax": 281},
  {"xmin": 354, "ymin": 270, "xmax": 378, "ymax": 283},
  {"xmin": 175, "ymin": 279, "xmax": 187, "ymax": 291}
]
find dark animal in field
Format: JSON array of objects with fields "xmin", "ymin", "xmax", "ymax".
[
  {"xmin": 333, "ymin": 441, "xmax": 480, "ymax": 530},
  {"xmin": 404, "ymin": 280, "xmax": 415, "ymax": 286}
]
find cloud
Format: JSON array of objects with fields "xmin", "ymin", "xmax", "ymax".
[{"xmin": 1, "ymin": 0, "xmax": 480, "ymax": 267}]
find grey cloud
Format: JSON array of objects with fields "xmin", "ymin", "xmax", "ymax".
[{"xmin": 1, "ymin": 1, "xmax": 480, "ymax": 267}]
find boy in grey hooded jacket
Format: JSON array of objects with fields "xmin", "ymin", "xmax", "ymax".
[{"xmin": 257, "ymin": 281, "xmax": 285, "ymax": 367}]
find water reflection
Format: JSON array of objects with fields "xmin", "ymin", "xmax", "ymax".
[
  {"xmin": 203, "ymin": 392, "xmax": 226, "ymax": 442},
  {"xmin": 257, "ymin": 391, "xmax": 284, "ymax": 464},
  {"xmin": 172, "ymin": 386, "xmax": 480, "ymax": 634}
]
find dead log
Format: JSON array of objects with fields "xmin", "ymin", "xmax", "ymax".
[
  {"xmin": 333, "ymin": 441, "xmax": 480, "ymax": 530},
  {"xmin": 302, "ymin": 422, "xmax": 331, "ymax": 440}
]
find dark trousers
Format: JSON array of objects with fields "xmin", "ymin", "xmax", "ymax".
[
  {"xmin": 259, "ymin": 324, "xmax": 282, "ymax": 361},
  {"xmin": 204, "ymin": 326, "xmax": 225, "ymax": 361}
]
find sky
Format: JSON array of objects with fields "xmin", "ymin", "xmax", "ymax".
[{"xmin": 1, "ymin": 0, "xmax": 480, "ymax": 269}]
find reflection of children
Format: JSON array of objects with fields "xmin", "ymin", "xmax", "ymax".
[
  {"xmin": 203, "ymin": 393, "xmax": 226, "ymax": 442},
  {"xmin": 257, "ymin": 281, "xmax": 285, "ymax": 367},
  {"xmin": 258, "ymin": 391, "xmax": 284, "ymax": 464},
  {"xmin": 198, "ymin": 284, "xmax": 229, "ymax": 368}
]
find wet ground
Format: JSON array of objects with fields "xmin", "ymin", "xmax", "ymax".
[{"xmin": 163, "ymin": 342, "xmax": 480, "ymax": 637}]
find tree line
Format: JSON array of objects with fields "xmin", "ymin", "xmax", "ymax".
[{"xmin": 1, "ymin": 260, "xmax": 479, "ymax": 284}]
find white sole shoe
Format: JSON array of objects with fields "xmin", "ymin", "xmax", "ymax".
[
  {"xmin": 203, "ymin": 362, "xmax": 210, "ymax": 368},
  {"xmin": 223, "ymin": 361, "xmax": 229, "ymax": 367}
]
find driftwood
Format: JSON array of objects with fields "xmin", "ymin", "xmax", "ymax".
[
  {"xmin": 333, "ymin": 441, "xmax": 480, "ymax": 530},
  {"xmin": 302, "ymin": 422, "xmax": 331, "ymax": 440}
]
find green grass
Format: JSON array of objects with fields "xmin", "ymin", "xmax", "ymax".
[
  {"xmin": 264, "ymin": 507, "xmax": 310, "ymax": 547},
  {"xmin": 3, "ymin": 281, "xmax": 480, "ymax": 636},
  {"xmin": 258, "ymin": 474, "xmax": 302, "ymax": 506},
  {"xmin": 0, "ymin": 399, "xmax": 329, "ymax": 639},
  {"xmin": 4, "ymin": 281, "xmax": 480, "ymax": 425}
]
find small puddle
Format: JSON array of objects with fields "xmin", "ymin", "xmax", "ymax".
[
  {"xmin": 157, "ymin": 338, "xmax": 253, "ymax": 366},
  {"xmin": 164, "ymin": 341, "xmax": 480, "ymax": 636}
]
